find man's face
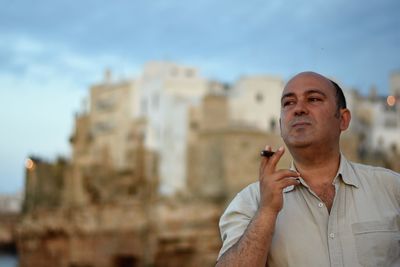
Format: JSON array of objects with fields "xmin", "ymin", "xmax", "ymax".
[{"xmin": 280, "ymin": 72, "xmax": 343, "ymax": 149}]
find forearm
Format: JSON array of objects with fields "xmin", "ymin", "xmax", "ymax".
[{"xmin": 216, "ymin": 208, "xmax": 278, "ymax": 267}]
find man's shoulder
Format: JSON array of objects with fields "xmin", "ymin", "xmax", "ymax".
[
  {"xmin": 348, "ymin": 160, "xmax": 399, "ymax": 176},
  {"xmin": 219, "ymin": 182, "xmax": 260, "ymax": 226},
  {"xmin": 223, "ymin": 182, "xmax": 260, "ymax": 212},
  {"xmin": 346, "ymin": 160, "xmax": 400, "ymax": 187},
  {"xmin": 234, "ymin": 181, "xmax": 260, "ymax": 205},
  {"xmin": 238, "ymin": 181, "xmax": 259, "ymax": 195}
]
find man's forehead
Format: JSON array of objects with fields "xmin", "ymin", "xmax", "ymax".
[{"xmin": 282, "ymin": 72, "xmax": 334, "ymax": 96}]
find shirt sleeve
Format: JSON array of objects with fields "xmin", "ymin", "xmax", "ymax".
[{"xmin": 217, "ymin": 183, "xmax": 260, "ymax": 260}]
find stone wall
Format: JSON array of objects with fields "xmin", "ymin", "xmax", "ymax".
[
  {"xmin": 0, "ymin": 212, "xmax": 19, "ymax": 252},
  {"xmin": 23, "ymin": 158, "xmax": 67, "ymax": 213}
]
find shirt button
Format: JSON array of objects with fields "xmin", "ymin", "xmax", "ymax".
[
  {"xmin": 318, "ymin": 202, "xmax": 324, "ymax": 208},
  {"xmin": 329, "ymin": 233, "xmax": 335, "ymax": 239}
]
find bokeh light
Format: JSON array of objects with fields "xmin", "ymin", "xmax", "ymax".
[
  {"xmin": 387, "ymin": 95, "xmax": 396, "ymax": 106},
  {"xmin": 25, "ymin": 158, "xmax": 35, "ymax": 170}
]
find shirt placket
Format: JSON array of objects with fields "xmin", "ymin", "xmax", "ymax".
[
  {"xmin": 302, "ymin": 177, "xmax": 344, "ymax": 267},
  {"xmin": 327, "ymin": 180, "xmax": 344, "ymax": 267}
]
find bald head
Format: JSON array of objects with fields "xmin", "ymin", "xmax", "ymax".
[
  {"xmin": 285, "ymin": 72, "xmax": 347, "ymax": 115},
  {"xmin": 286, "ymin": 72, "xmax": 331, "ymax": 88}
]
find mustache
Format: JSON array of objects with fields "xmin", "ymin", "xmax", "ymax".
[{"xmin": 289, "ymin": 117, "xmax": 313, "ymax": 127}]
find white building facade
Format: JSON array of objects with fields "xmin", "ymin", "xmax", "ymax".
[
  {"xmin": 229, "ymin": 75, "xmax": 284, "ymax": 133},
  {"xmin": 136, "ymin": 62, "xmax": 209, "ymax": 195}
]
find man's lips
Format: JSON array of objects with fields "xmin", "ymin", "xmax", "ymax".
[{"xmin": 291, "ymin": 121, "xmax": 312, "ymax": 127}]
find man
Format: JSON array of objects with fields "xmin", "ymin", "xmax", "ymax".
[{"xmin": 216, "ymin": 72, "xmax": 400, "ymax": 267}]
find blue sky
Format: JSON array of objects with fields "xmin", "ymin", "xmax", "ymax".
[{"xmin": 1, "ymin": 0, "xmax": 399, "ymax": 194}]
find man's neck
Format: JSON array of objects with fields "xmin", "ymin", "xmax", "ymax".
[{"xmin": 290, "ymin": 147, "xmax": 341, "ymax": 187}]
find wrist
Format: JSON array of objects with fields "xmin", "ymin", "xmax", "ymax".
[{"xmin": 257, "ymin": 206, "xmax": 279, "ymax": 219}]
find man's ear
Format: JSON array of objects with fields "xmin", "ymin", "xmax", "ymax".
[{"xmin": 339, "ymin": 108, "xmax": 351, "ymax": 131}]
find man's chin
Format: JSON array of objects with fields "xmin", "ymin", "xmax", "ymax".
[{"xmin": 285, "ymin": 138, "xmax": 312, "ymax": 149}]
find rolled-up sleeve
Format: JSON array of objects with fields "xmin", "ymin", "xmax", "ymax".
[{"xmin": 217, "ymin": 183, "xmax": 260, "ymax": 260}]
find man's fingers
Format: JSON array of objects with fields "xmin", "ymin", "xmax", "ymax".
[
  {"xmin": 260, "ymin": 145, "xmax": 272, "ymax": 162},
  {"xmin": 277, "ymin": 177, "xmax": 301, "ymax": 190},
  {"xmin": 259, "ymin": 145, "xmax": 272, "ymax": 179},
  {"xmin": 267, "ymin": 146, "xmax": 285, "ymax": 172},
  {"xmin": 259, "ymin": 145, "xmax": 298, "ymax": 183},
  {"xmin": 259, "ymin": 146, "xmax": 286, "ymax": 179},
  {"xmin": 261, "ymin": 168, "xmax": 299, "ymax": 183},
  {"xmin": 271, "ymin": 169, "xmax": 300, "ymax": 182}
]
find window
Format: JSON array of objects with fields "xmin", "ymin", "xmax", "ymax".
[
  {"xmin": 94, "ymin": 121, "xmax": 115, "ymax": 133},
  {"xmin": 190, "ymin": 121, "xmax": 198, "ymax": 130},
  {"xmin": 96, "ymin": 98, "xmax": 115, "ymax": 111},
  {"xmin": 255, "ymin": 93, "xmax": 264, "ymax": 103}
]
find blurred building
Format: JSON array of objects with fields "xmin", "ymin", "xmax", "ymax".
[
  {"xmin": 138, "ymin": 62, "xmax": 209, "ymax": 195},
  {"xmin": 17, "ymin": 62, "xmax": 399, "ymax": 267},
  {"xmin": 347, "ymin": 77, "xmax": 400, "ymax": 170},
  {"xmin": 0, "ymin": 193, "xmax": 22, "ymax": 213},
  {"xmin": 229, "ymin": 75, "xmax": 283, "ymax": 133},
  {"xmin": 0, "ymin": 193, "xmax": 21, "ymax": 254}
]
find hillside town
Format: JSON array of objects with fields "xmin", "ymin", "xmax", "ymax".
[{"xmin": 1, "ymin": 62, "xmax": 400, "ymax": 267}]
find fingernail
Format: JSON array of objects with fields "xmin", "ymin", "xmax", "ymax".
[{"xmin": 278, "ymin": 146, "xmax": 284, "ymax": 152}]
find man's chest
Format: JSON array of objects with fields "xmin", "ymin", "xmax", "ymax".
[{"xmin": 267, "ymin": 185, "xmax": 400, "ymax": 267}]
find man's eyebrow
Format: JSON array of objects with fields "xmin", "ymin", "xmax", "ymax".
[
  {"xmin": 281, "ymin": 89, "xmax": 327, "ymax": 101},
  {"xmin": 305, "ymin": 89, "xmax": 327, "ymax": 97},
  {"xmin": 281, "ymin": 92, "xmax": 295, "ymax": 101}
]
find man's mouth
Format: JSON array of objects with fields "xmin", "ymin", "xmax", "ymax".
[{"xmin": 291, "ymin": 121, "xmax": 312, "ymax": 128}]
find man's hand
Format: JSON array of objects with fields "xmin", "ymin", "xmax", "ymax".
[
  {"xmin": 259, "ymin": 146, "xmax": 300, "ymax": 214},
  {"xmin": 216, "ymin": 145, "xmax": 300, "ymax": 266}
]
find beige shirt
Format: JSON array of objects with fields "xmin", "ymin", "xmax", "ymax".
[{"xmin": 218, "ymin": 155, "xmax": 400, "ymax": 267}]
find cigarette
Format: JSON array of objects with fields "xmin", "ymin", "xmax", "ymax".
[{"xmin": 260, "ymin": 150, "xmax": 275, "ymax": 157}]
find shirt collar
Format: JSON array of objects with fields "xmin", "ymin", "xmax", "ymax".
[
  {"xmin": 335, "ymin": 154, "xmax": 360, "ymax": 188},
  {"xmin": 283, "ymin": 153, "xmax": 359, "ymax": 193}
]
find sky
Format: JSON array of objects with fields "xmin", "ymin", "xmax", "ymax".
[{"xmin": 0, "ymin": 0, "xmax": 399, "ymax": 194}]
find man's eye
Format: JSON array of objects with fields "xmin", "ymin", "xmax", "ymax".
[
  {"xmin": 309, "ymin": 97, "xmax": 321, "ymax": 102},
  {"xmin": 283, "ymin": 101, "xmax": 295, "ymax": 107}
]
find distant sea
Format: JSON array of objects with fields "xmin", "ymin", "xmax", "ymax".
[{"xmin": 0, "ymin": 253, "xmax": 18, "ymax": 267}]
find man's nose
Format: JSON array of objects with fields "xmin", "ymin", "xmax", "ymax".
[{"xmin": 293, "ymin": 101, "xmax": 308, "ymax": 116}]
